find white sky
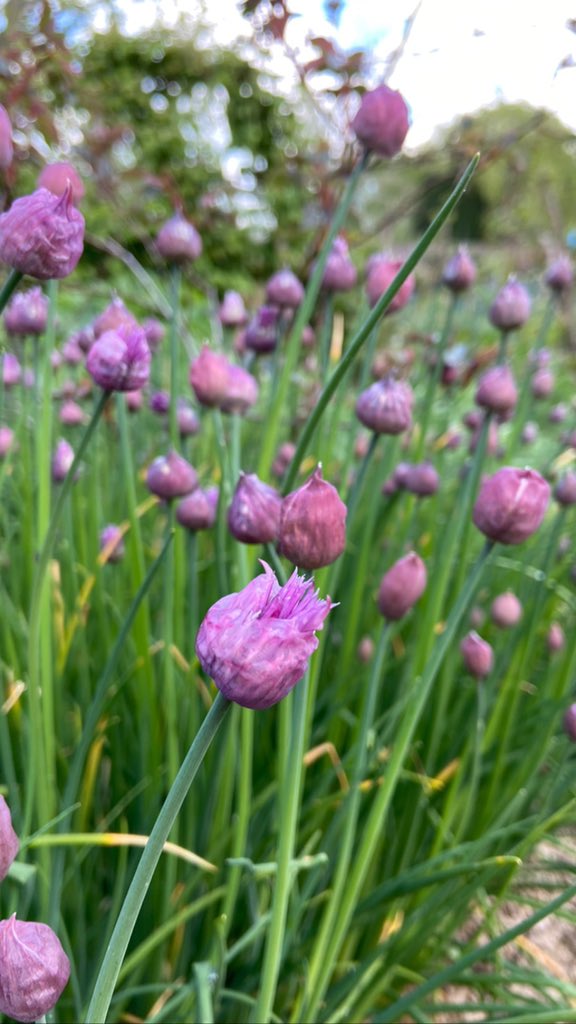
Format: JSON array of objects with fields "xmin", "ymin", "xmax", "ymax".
[{"xmin": 107, "ymin": 0, "xmax": 576, "ymax": 149}]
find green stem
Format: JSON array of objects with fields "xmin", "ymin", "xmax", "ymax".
[
  {"xmin": 168, "ymin": 267, "xmax": 182, "ymax": 449},
  {"xmin": 85, "ymin": 691, "xmax": 232, "ymax": 1023},
  {"xmin": 413, "ymin": 293, "xmax": 459, "ymax": 461},
  {"xmin": 0, "ymin": 269, "xmax": 23, "ymax": 313}
]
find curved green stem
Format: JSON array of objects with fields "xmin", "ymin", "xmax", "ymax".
[{"xmin": 0, "ymin": 269, "xmax": 23, "ymax": 314}]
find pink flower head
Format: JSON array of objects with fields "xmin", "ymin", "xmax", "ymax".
[
  {"xmin": 86, "ymin": 324, "xmax": 151, "ymax": 392},
  {"xmin": 442, "ymin": 246, "xmax": 477, "ymax": 292},
  {"xmin": 0, "ymin": 796, "xmax": 19, "ymax": 881},
  {"xmin": 189, "ymin": 346, "xmax": 258, "ymax": 414},
  {"xmin": 351, "ymin": 84, "xmax": 410, "ymax": 157},
  {"xmin": 2, "ymin": 352, "xmax": 21, "ymax": 388},
  {"xmin": 4, "ymin": 287, "xmax": 48, "ymax": 337},
  {"xmin": 146, "ymin": 451, "xmax": 198, "ymax": 500},
  {"xmin": 545, "ymin": 255, "xmax": 573, "ymax": 295},
  {"xmin": 355, "ymin": 376, "xmax": 413, "ymax": 435},
  {"xmin": 377, "ymin": 552, "xmax": 427, "ymax": 621},
  {"xmin": 278, "ymin": 465, "xmax": 347, "ymax": 570},
  {"xmin": 177, "ymin": 487, "xmax": 218, "ymax": 532},
  {"xmin": 473, "ymin": 467, "xmax": 550, "ymax": 545},
  {"xmin": 245, "ymin": 305, "xmax": 281, "ymax": 354},
  {"xmin": 365, "ymin": 256, "xmax": 415, "ymax": 313},
  {"xmin": 37, "ymin": 162, "xmax": 85, "ymax": 205},
  {"xmin": 93, "ymin": 298, "xmax": 138, "ymax": 339},
  {"xmin": 489, "ymin": 277, "xmax": 531, "ymax": 332},
  {"xmin": 265, "ymin": 268, "xmax": 304, "ymax": 309},
  {"xmin": 0, "ymin": 104, "xmax": 13, "ymax": 170},
  {"xmin": 156, "ymin": 213, "xmax": 202, "ymax": 263},
  {"xmin": 99, "ymin": 524, "xmax": 125, "ymax": 564},
  {"xmin": 0, "ymin": 915, "xmax": 70, "ymax": 1022},
  {"xmin": 228, "ymin": 472, "xmax": 282, "ymax": 545},
  {"xmin": 460, "ymin": 631, "xmax": 493, "ymax": 679},
  {"xmin": 52, "ymin": 439, "xmax": 75, "ymax": 483},
  {"xmin": 321, "ymin": 236, "xmax": 358, "ymax": 292},
  {"xmin": 0, "ymin": 186, "xmax": 84, "ymax": 280},
  {"xmin": 196, "ymin": 561, "xmax": 332, "ymax": 709},
  {"xmin": 218, "ymin": 290, "xmax": 248, "ymax": 328}
]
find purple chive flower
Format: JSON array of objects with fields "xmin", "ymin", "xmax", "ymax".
[
  {"xmin": 321, "ymin": 236, "xmax": 357, "ymax": 292},
  {"xmin": 93, "ymin": 298, "xmax": 138, "ymax": 339},
  {"xmin": 278, "ymin": 465, "xmax": 347, "ymax": 570},
  {"xmin": 176, "ymin": 487, "xmax": 218, "ymax": 532},
  {"xmin": 1, "ymin": 352, "xmax": 21, "ymax": 388},
  {"xmin": 489, "ymin": 277, "xmax": 531, "ymax": 332},
  {"xmin": 491, "ymin": 591, "xmax": 522, "ymax": 629},
  {"xmin": 0, "ymin": 186, "xmax": 84, "ymax": 280},
  {"xmin": 272, "ymin": 441, "xmax": 296, "ymax": 480},
  {"xmin": 531, "ymin": 367, "xmax": 554, "ymax": 399},
  {"xmin": 4, "ymin": 287, "xmax": 48, "ymax": 337},
  {"xmin": 548, "ymin": 623, "xmax": 565, "ymax": 653},
  {"xmin": 86, "ymin": 324, "xmax": 151, "ymax": 392},
  {"xmin": 52, "ymin": 440, "xmax": 75, "ymax": 483},
  {"xmin": 177, "ymin": 401, "xmax": 200, "ymax": 437},
  {"xmin": 61, "ymin": 336, "xmax": 84, "ymax": 365},
  {"xmin": 403, "ymin": 461, "xmax": 440, "ymax": 497},
  {"xmin": 355, "ymin": 376, "xmax": 414, "ymax": 435},
  {"xmin": 37, "ymin": 162, "xmax": 85, "ymax": 205},
  {"xmin": 442, "ymin": 246, "xmax": 477, "ymax": 292},
  {"xmin": 460, "ymin": 631, "xmax": 493, "ymax": 679},
  {"xmin": 156, "ymin": 212, "xmax": 202, "ymax": 263},
  {"xmin": 125, "ymin": 389, "xmax": 143, "ymax": 413},
  {"xmin": 0, "ymin": 915, "xmax": 70, "ymax": 1023},
  {"xmin": 219, "ymin": 290, "xmax": 248, "ymax": 328},
  {"xmin": 189, "ymin": 346, "xmax": 258, "ymax": 414},
  {"xmin": 351, "ymin": 84, "xmax": 410, "ymax": 157},
  {"xmin": 59, "ymin": 400, "xmax": 86, "ymax": 427},
  {"xmin": 245, "ymin": 305, "xmax": 281, "ymax": 355},
  {"xmin": 196, "ymin": 561, "xmax": 332, "ymax": 710},
  {"xmin": 142, "ymin": 317, "xmax": 166, "ymax": 351},
  {"xmin": 377, "ymin": 552, "xmax": 427, "ymax": 621},
  {"xmin": 0, "ymin": 104, "xmax": 14, "ymax": 170},
  {"xmin": 357, "ymin": 636, "xmax": 375, "ymax": 663},
  {"xmin": 365, "ymin": 256, "xmax": 415, "ymax": 313},
  {"xmin": 563, "ymin": 704, "xmax": 576, "ymax": 741},
  {"xmin": 0, "ymin": 796, "xmax": 19, "ymax": 881},
  {"xmin": 146, "ymin": 451, "xmax": 198, "ymax": 500},
  {"xmin": 545, "ymin": 255, "xmax": 573, "ymax": 295},
  {"xmin": 99, "ymin": 524, "xmax": 125, "ymax": 564},
  {"xmin": 475, "ymin": 365, "xmax": 518, "ymax": 414},
  {"xmin": 555, "ymin": 472, "xmax": 576, "ymax": 507},
  {"xmin": 149, "ymin": 390, "xmax": 170, "ymax": 415},
  {"xmin": 228, "ymin": 472, "xmax": 282, "ymax": 545},
  {"xmin": 521, "ymin": 421, "xmax": 538, "ymax": 445},
  {"xmin": 0, "ymin": 426, "xmax": 15, "ymax": 458},
  {"xmin": 473, "ymin": 467, "xmax": 550, "ymax": 545},
  {"xmin": 265, "ymin": 268, "xmax": 304, "ymax": 309},
  {"xmin": 549, "ymin": 403, "xmax": 567, "ymax": 424}
]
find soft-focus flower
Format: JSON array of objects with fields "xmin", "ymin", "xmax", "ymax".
[
  {"xmin": 125, "ymin": 389, "xmax": 143, "ymax": 413},
  {"xmin": 52, "ymin": 440, "xmax": 75, "ymax": 483},
  {"xmin": 442, "ymin": 246, "xmax": 477, "ymax": 292},
  {"xmin": 0, "ymin": 796, "xmax": 19, "ymax": 881},
  {"xmin": 196, "ymin": 561, "xmax": 332, "ymax": 709},
  {"xmin": 547, "ymin": 623, "xmax": 565, "ymax": 653},
  {"xmin": 403, "ymin": 461, "xmax": 440, "ymax": 497},
  {"xmin": 278, "ymin": 465, "xmax": 347, "ymax": 570},
  {"xmin": 563, "ymin": 704, "xmax": 576, "ymax": 741},
  {"xmin": 177, "ymin": 401, "xmax": 200, "ymax": 437},
  {"xmin": 352, "ymin": 84, "xmax": 410, "ymax": 157},
  {"xmin": 86, "ymin": 324, "xmax": 151, "ymax": 392},
  {"xmin": 189, "ymin": 346, "xmax": 258, "ymax": 414},
  {"xmin": 59, "ymin": 400, "xmax": 86, "ymax": 427},
  {"xmin": 0, "ymin": 104, "xmax": 13, "ymax": 170},
  {"xmin": 176, "ymin": 487, "xmax": 218, "ymax": 532},
  {"xmin": 156, "ymin": 213, "xmax": 202, "ymax": 263},
  {"xmin": 4, "ymin": 287, "xmax": 48, "ymax": 337},
  {"xmin": 475, "ymin": 365, "xmax": 518, "ymax": 414},
  {"xmin": 149, "ymin": 390, "xmax": 170, "ymax": 415},
  {"xmin": 1, "ymin": 352, "xmax": 21, "ymax": 388},
  {"xmin": 460, "ymin": 631, "xmax": 493, "ymax": 678},
  {"xmin": 99, "ymin": 524, "xmax": 125, "ymax": 564},
  {"xmin": 37, "ymin": 162, "xmax": 84, "ymax": 205},
  {"xmin": 357, "ymin": 636, "xmax": 375, "ymax": 663},
  {"xmin": 545, "ymin": 255, "xmax": 573, "ymax": 295},
  {"xmin": 245, "ymin": 305, "xmax": 281, "ymax": 354},
  {"xmin": 355, "ymin": 376, "xmax": 413, "ymax": 435},
  {"xmin": 531, "ymin": 367, "xmax": 554, "ymax": 399},
  {"xmin": 365, "ymin": 256, "xmax": 415, "ymax": 313},
  {"xmin": 265, "ymin": 268, "xmax": 304, "ymax": 308},
  {"xmin": 489, "ymin": 277, "xmax": 531, "ymax": 332},
  {"xmin": 521, "ymin": 421, "xmax": 538, "ymax": 445},
  {"xmin": 0, "ymin": 915, "xmax": 70, "ymax": 1023},
  {"xmin": 146, "ymin": 451, "xmax": 198, "ymax": 500},
  {"xmin": 93, "ymin": 298, "xmax": 138, "ymax": 339},
  {"xmin": 377, "ymin": 552, "xmax": 427, "ymax": 621},
  {"xmin": 472, "ymin": 467, "xmax": 550, "ymax": 545},
  {"xmin": 272, "ymin": 442, "xmax": 296, "ymax": 480},
  {"xmin": 61, "ymin": 336, "xmax": 84, "ymax": 365},
  {"xmin": 228, "ymin": 472, "xmax": 282, "ymax": 545},
  {"xmin": 555, "ymin": 472, "xmax": 576, "ymax": 507},
  {"xmin": 142, "ymin": 317, "xmax": 165, "ymax": 351},
  {"xmin": 321, "ymin": 236, "xmax": 357, "ymax": 292},
  {"xmin": 0, "ymin": 426, "xmax": 15, "ymax": 458},
  {"xmin": 219, "ymin": 290, "xmax": 248, "ymax": 327},
  {"xmin": 490, "ymin": 591, "xmax": 522, "ymax": 629},
  {"xmin": 0, "ymin": 186, "xmax": 84, "ymax": 279}
]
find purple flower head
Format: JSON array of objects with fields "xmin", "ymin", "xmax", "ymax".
[
  {"xmin": 563, "ymin": 704, "xmax": 576, "ymax": 742},
  {"xmin": 351, "ymin": 84, "xmax": 410, "ymax": 157},
  {"xmin": 99, "ymin": 524, "xmax": 125, "ymax": 564},
  {"xmin": 531, "ymin": 367, "xmax": 554, "ymax": 399},
  {"xmin": 219, "ymin": 289, "xmax": 248, "ymax": 327},
  {"xmin": 142, "ymin": 317, "xmax": 166, "ymax": 351},
  {"xmin": 61, "ymin": 336, "xmax": 84, "ymax": 365},
  {"xmin": 365, "ymin": 256, "xmax": 415, "ymax": 313},
  {"xmin": 0, "ymin": 186, "xmax": 84, "ymax": 280},
  {"xmin": 475, "ymin": 365, "xmax": 518, "ymax": 415},
  {"xmin": 125, "ymin": 389, "xmax": 143, "ymax": 413},
  {"xmin": 272, "ymin": 441, "xmax": 296, "ymax": 480},
  {"xmin": 265, "ymin": 268, "xmax": 304, "ymax": 309},
  {"xmin": 489, "ymin": 277, "xmax": 531, "ymax": 332},
  {"xmin": 545, "ymin": 255, "xmax": 573, "ymax": 295},
  {"xmin": 0, "ymin": 796, "xmax": 19, "ymax": 881},
  {"xmin": 176, "ymin": 488, "xmax": 218, "ymax": 532},
  {"xmin": 86, "ymin": 324, "xmax": 151, "ymax": 393},
  {"xmin": 460, "ymin": 631, "xmax": 493, "ymax": 679},
  {"xmin": 93, "ymin": 298, "xmax": 138, "ymax": 339},
  {"xmin": 245, "ymin": 305, "xmax": 281, "ymax": 355},
  {"xmin": 228, "ymin": 472, "xmax": 282, "ymax": 545},
  {"xmin": 555, "ymin": 471, "xmax": 576, "ymax": 507},
  {"xmin": 37, "ymin": 162, "xmax": 84, "ymax": 205},
  {"xmin": 442, "ymin": 246, "xmax": 477, "ymax": 292},
  {"xmin": 278, "ymin": 465, "xmax": 347, "ymax": 570},
  {"xmin": 2, "ymin": 352, "xmax": 21, "ymax": 388},
  {"xmin": 196, "ymin": 561, "xmax": 332, "ymax": 710},
  {"xmin": 4, "ymin": 287, "xmax": 48, "ymax": 337},
  {"xmin": 0, "ymin": 426, "xmax": 15, "ymax": 458},
  {"xmin": 156, "ymin": 213, "xmax": 202, "ymax": 263},
  {"xmin": 355, "ymin": 376, "xmax": 413, "ymax": 435},
  {"xmin": 59, "ymin": 400, "xmax": 86, "ymax": 427},
  {"xmin": 473, "ymin": 467, "xmax": 550, "ymax": 545},
  {"xmin": 189, "ymin": 346, "xmax": 258, "ymax": 414},
  {"xmin": 177, "ymin": 401, "xmax": 200, "ymax": 437},
  {"xmin": 0, "ymin": 915, "xmax": 70, "ymax": 1022},
  {"xmin": 321, "ymin": 236, "xmax": 358, "ymax": 292},
  {"xmin": 403, "ymin": 461, "xmax": 440, "ymax": 497},
  {"xmin": 548, "ymin": 623, "xmax": 565, "ymax": 653},
  {"xmin": 52, "ymin": 439, "xmax": 75, "ymax": 483},
  {"xmin": 0, "ymin": 104, "xmax": 13, "ymax": 170},
  {"xmin": 491, "ymin": 591, "xmax": 522, "ymax": 629},
  {"xmin": 377, "ymin": 552, "xmax": 427, "ymax": 621},
  {"xmin": 146, "ymin": 451, "xmax": 198, "ymax": 500},
  {"xmin": 149, "ymin": 390, "xmax": 170, "ymax": 415}
]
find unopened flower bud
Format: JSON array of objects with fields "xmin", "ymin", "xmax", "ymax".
[
  {"xmin": 146, "ymin": 451, "xmax": 198, "ymax": 500},
  {"xmin": 4, "ymin": 287, "xmax": 48, "ymax": 337},
  {"xmin": 377, "ymin": 551, "xmax": 427, "ymax": 621},
  {"xmin": 59, "ymin": 400, "xmax": 85, "ymax": 427},
  {"xmin": 563, "ymin": 704, "xmax": 576, "ymax": 741},
  {"xmin": 545, "ymin": 255, "xmax": 573, "ymax": 295},
  {"xmin": 365, "ymin": 256, "xmax": 415, "ymax": 313},
  {"xmin": 321, "ymin": 236, "xmax": 357, "ymax": 292},
  {"xmin": 549, "ymin": 403, "xmax": 567, "ymax": 424},
  {"xmin": 489, "ymin": 278, "xmax": 531, "ymax": 332},
  {"xmin": 149, "ymin": 390, "xmax": 170, "ymax": 415},
  {"xmin": 0, "ymin": 915, "xmax": 70, "ymax": 1022},
  {"xmin": 0, "ymin": 186, "xmax": 84, "ymax": 279},
  {"xmin": 87, "ymin": 325, "xmax": 151, "ymax": 392},
  {"xmin": 219, "ymin": 290, "xmax": 248, "ymax": 327},
  {"xmin": 0, "ymin": 426, "xmax": 15, "ymax": 458},
  {"xmin": 0, "ymin": 796, "xmax": 19, "ymax": 881},
  {"xmin": 475, "ymin": 365, "xmax": 518, "ymax": 414},
  {"xmin": 531, "ymin": 367, "xmax": 554, "ymax": 399},
  {"xmin": 473, "ymin": 467, "xmax": 550, "ymax": 545},
  {"xmin": 142, "ymin": 317, "xmax": 165, "ymax": 351},
  {"xmin": 2, "ymin": 352, "xmax": 21, "ymax": 388},
  {"xmin": 177, "ymin": 401, "xmax": 200, "ymax": 437},
  {"xmin": 548, "ymin": 622, "xmax": 565, "ymax": 653},
  {"xmin": 37, "ymin": 162, "xmax": 84, "ymax": 205},
  {"xmin": 125, "ymin": 389, "xmax": 143, "ymax": 413},
  {"xmin": 0, "ymin": 104, "xmax": 13, "ymax": 170},
  {"xmin": 99, "ymin": 524, "xmax": 125, "ymax": 564},
  {"xmin": 352, "ymin": 84, "xmax": 410, "ymax": 157},
  {"xmin": 156, "ymin": 213, "xmax": 202, "ymax": 263},
  {"xmin": 266, "ymin": 268, "xmax": 304, "ymax": 308},
  {"xmin": 460, "ymin": 631, "xmax": 493, "ymax": 678},
  {"xmin": 176, "ymin": 487, "xmax": 218, "ymax": 532},
  {"xmin": 278, "ymin": 465, "xmax": 347, "ymax": 570},
  {"xmin": 442, "ymin": 246, "xmax": 477, "ymax": 292},
  {"xmin": 93, "ymin": 298, "xmax": 138, "ymax": 339},
  {"xmin": 355, "ymin": 376, "xmax": 413, "ymax": 435},
  {"xmin": 554, "ymin": 471, "xmax": 576, "ymax": 506},
  {"xmin": 51, "ymin": 440, "xmax": 75, "ymax": 483},
  {"xmin": 272, "ymin": 442, "xmax": 296, "ymax": 480},
  {"xmin": 228, "ymin": 472, "xmax": 282, "ymax": 544},
  {"xmin": 189, "ymin": 346, "xmax": 258, "ymax": 414},
  {"xmin": 403, "ymin": 461, "xmax": 439, "ymax": 497},
  {"xmin": 490, "ymin": 591, "xmax": 522, "ymax": 628},
  {"xmin": 245, "ymin": 305, "xmax": 280, "ymax": 354},
  {"xmin": 357, "ymin": 635, "xmax": 375, "ymax": 663}
]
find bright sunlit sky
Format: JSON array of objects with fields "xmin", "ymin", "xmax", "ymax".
[{"xmin": 105, "ymin": 0, "xmax": 576, "ymax": 149}]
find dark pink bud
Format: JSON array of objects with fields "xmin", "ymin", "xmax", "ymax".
[
  {"xmin": 219, "ymin": 290, "xmax": 248, "ymax": 327},
  {"xmin": 142, "ymin": 317, "xmax": 165, "ymax": 351},
  {"xmin": 490, "ymin": 591, "xmax": 522, "ymax": 628},
  {"xmin": 37, "ymin": 162, "xmax": 84, "ymax": 205},
  {"xmin": 146, "ymin": 451, "xmax": 198, "ymax": 500},
  {"xmin": 87, "ymin": 324, "xmax": 151, "ymax": 393},
  {"xmin": 4, "ymin": 287, "xmax": 48, "ymax": 337},
  {"xmin": 0, "ymin": 187, "xmax": 84, "ymax": 280},
  {"xmin": 278, "ymin": 466, "xmax": 347, "ymax": 570},
  {"xmin": 0, "ymin": 104, "xmax": 14, "ymax": 170},
  {"xmin": 377, "ymin": 551, "xmax": 427, "ymax": 621},
  {"xmin": 365, "ymin": 257, "xmax": 415, "ymax": 313},
  {"xmin": 531, "ymin": 367, "xmax": 554, "ymax": 399},
  {"xmin": 265, "ymin": 268, "xmax": 304, "ymax": 308},
  {"xmin": 352, "ymin": 84, "xmax": 410, "ymax": 157},
  {"xmin": 149, "ymin": 390, "xmax": 170, "ymax": 415},
  {"xmin": 321, "ymin": 236, "xmax": 357, "ymax": 292},
  {"xmin": 0, "ymin": 915, "xmax": 70, "ymax": 1022},
  {"xmin": 442, "ymin": 246, "xmax": 477, "ymax": 292},
  {"xmin": 99, "ymin": 524, "xmax": 125, "ymax": 564},
  {"xmin": 473, "ymin": 467, "xmax": 550, "ymax": 545},
  {"xmin": 272, "ymin": 441, "xmax": 296, "ymax": 480},
  {"xmin": 1, "ymin": 352, "xmax": 21, "ymax": 388},
  {"xmin": 403, "ymin": 461, "xmax": 440, "ymax": 497},
  {"xmin": 355, "ymin": 376, "xmax": 414, "ymax": 434},
  {"xmin": 177, "ymin": 401, "xmax": 200, "ymax": 437},
  {"xmin": 548, "ymin": 623, "xmax": 565, "ymax": 653},
  {"xmin": 222, "ymin": 365, "xmax": 259, "ymax": 414},
  {"xmin": 189, "ymin": 346, "xmax": 258, "ymax": 414},
  {"xmin": 52, "ymin": 440, "xmax": 75, "ymax": 483},
  {"xmin": 0, "ymin": 426, "xmax": 15, "ymax": 458},
  {"xmin": 59, "ymin": 400, "xmax": 85, "ymax": 427},
  {"xmin": 563, "ymin": 704, "xmax": 576, "ymax": 741},
  {"xmin": 176, "ymin": 488, "xmax": 217, "ymax": 532},
  {"xmin": 475, "ymin": 365, "xmax": 518, "ymax": 414},
  {"xmin": 545, "ymin": 255, "xmax": 573, "ymax": 294},
  {"xmin": 489, "ymin": 278, "xmax": 531, "ymax": 332},
  {"xmin": 156, "ymin": 213, "xmax": 202, "ymax": 263},
  {"xmin": 93, "ymin": 298, "xmax": 138, "ymax": 339},
  {"xmin": 0, "ymin": 796, "xmax": 19, "ymax": 881},
  {"xmin": 228, "ymin": 472, "xmax": 282, "ymax": 545},
  {"xmin": 196, "ymin": 561, "xmax": 332, "ymax": 709},
  {"xmin": 245, "ymin": 305, "xmax": 280, "ymax": 354},
  {"xmin": 460, "ymin": 631, "xmax": 493, "ymax": 678},
  {"xmin": 555, "ymin": 472, "xmax": 576, "ymax": 506}
]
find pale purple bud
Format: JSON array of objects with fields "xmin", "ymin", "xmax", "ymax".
[
  {"xmin": 377, "ymin": 552, "xmax": 427, "ymax": 621},
  {"xmin": 196, "ymin": 561, "xmax": 332, "ymax": 709},
  {"xmin": 59, "ymin": 400, "xmax": 86, "ymax": 427},
  {"xmin": 365, "ymin": 257, "xmax": 415, "ymax": 313},
  {"xmin": 0, "ymin": 426, "xmax": 15, "ymax": 458},
  {"xmin": 219, "ymin": 290, "xmax": 248, "ymax": 327},
  {"xmin": 521, "ymin": 421, "xmax": 538, "ymax": 445},
  {"xmin": 37, "ymin": 162, "xmax": 84, "ymax": 205},
  {"xmin": 563, "ymin": 704, "xmax": 576, "ymax": 741},
  {"xmin": 228, "ymin": 472, "xmax": 282, "ymax": 545},
  {"xmin": 321, "ymin": 236, "xmax": 357, "ymax": 292},
  {"xmin": 0, "ymin": 104, "xmax": 14, "ymax": 170},
  {"xmin": 272, "ymin": 442, "xmax": 296, "ymax": 480},
  {"xmin": 549, "ymin": 403, "xmax": 567, "ymax": 424},
  {"xmin": 23, "ymin": 368, "xmax": 35, "ymax": 390},
  {"xmin": 0, "ymin": 796, "xmax": 19, "ymax": 881},
  {"xmin": 463, "ymin": 409, "xmax": 482, "ymax": 431},
  {"xmin": 51, "ymin": 350, "xmax": 63, "ymax": 370},
  {"xmin": 1, "ymin": 352, "xmax": 21, "ymax": 388},
  {"xmin": 156, "ymin": 213, "xmax": 202, "ymax": 263},
  {"xmin": 87, "ymin": 324, "xmax": 151, "ymax": 392},
  {"xmin": 4, "ymin": 287, "xmax": 48, "ymax": 336},
  {"xmin": 0, "ymin": 186, "xmax": 84, "ymax": 279},
  {"xmin": 245, "ymin": 305, "xmax": 280, "ymax": 354},
  {"xmin": 302, "ymin": 324, "xmax": 316, "ymax": 348},
  {"xmin": 473, "ymin": 467, "xmax": 550, "ymax": 545},
  {"xmin": 351, "ymin": 84, "xmax": 410, "ymax": 157},
  {"xmin": 548, "ymin": 623, "xmax": 565, "ymax": 653},
  {"xmin": 265, "ymin": 268, "xmax": 304, "ymax": 308},
  {"xmin": 142, "ymin": 317, "xmax": 165, "ymax": 351},
  {"xmin": 125, "ymin": 389, "xmax": 143, "ymax": 413},
  {"xmin": 52, "ymin": 439, "xmax": 75, "ymax": 483},
  {"xmin": 357, "ymin": 636, "xmax": 375, "ymax": 663},
  {"xmin": 475, "ymin": 365, "xmax": 518, "ymax": 414},
  {"xmin": 460, "ymin": 631, "xmax": 493, "ymax": 678},
  {"xmin": 189, "ymin": 346, "xmax": 258, "ymax": 414},
  {"xmin": 0, "ymin": 915, "xmax": 70, "ymax": 1022},
  {"xmin": 489, "ymin": 278, "xmax": 531, "ymax": 332},
  {"xmin": 76, "ymin": 324, "xmax": 95, "ymax": 351},
  {"xmin": 61, "ymin": 336, "xmax": 84, "ymax": 365},
  {"xmin": 149, "ymin": 390, "xmax": 170, "ymax": 415},
  {"xmin": 221, "ymin": 364, "xmax": 259, "ymax": 414},
  {"xmin": 403, "ymin": 461, "xmax": 440, "ymax": 497},
  {"xmin": 545, "ymin": 255, "xmax": 573, "ymax": 294},
  {"xmin": 146, "ymin": 451, "xmax": 198, "ymax": 500},
  {"xmin": 278, "ymin": 465, "xmax": 347, "ymax": 570},
  {"xmin": 555, "ymin": 472, "xmax": 576, "ymax": 506},
  {"xmin": 355, "ymin": 376, "xmax": 413, "ymax": 434},
  {"xmin": 177, "ymin": 401, "xmax": 200, "ymax": 437},
  {"xmin": 176, "ymin": 488, "xmax": 217, "ymax": 532},
  {"xmin": 531, "ymin": 367, "xmax": 554, "ymax": 399},
  {"xmin": 490, "ymin": 591, "xmax": 522, "ymax": 629},
  {"xmin": 99, "ymin": 524, "xmax": 125, "ymax": 563},
  {"xmin": 93, "ymin": 298, "xmax": 138, "ymax": 339},
  {"xmin": 442, "ymin": 246, "xmax": 477, "ymax": 292}
]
